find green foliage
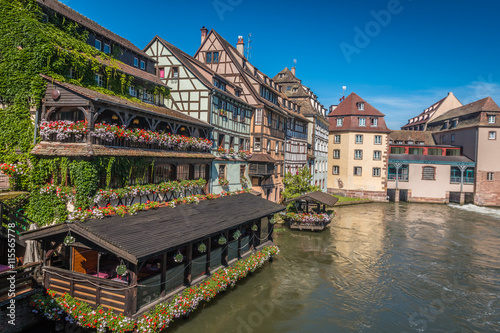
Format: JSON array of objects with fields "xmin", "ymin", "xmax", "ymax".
[
  {"xmin": 69, "ymin": 161, "xmax": 98, "ymax": 209},
  {"xmin": 282, "ymin": 167, "xmax": 320, "ymax": 211},
  {"xmin": 26, "ymin": 189, "xmax": 68, "ymax": 226}
]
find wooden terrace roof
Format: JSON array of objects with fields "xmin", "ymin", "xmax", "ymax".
[
  {"xmin": 285, "ymin": 191, "xmax": 339, "ymax": 207},
  {"xmin": 20, "ymin": 194, "xmax": 285, "ymax": 264}
]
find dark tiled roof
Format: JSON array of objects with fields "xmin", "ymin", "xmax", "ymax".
[
  {"xmin": 248, "ymin": 154, "xmax": 276, "ymax": 163},
  {"xmin": 389, "ymin": 154, "xmax": 474, "ymax": 164},
  {"xmin": 36, "ymin": 0, "xmax": 152, "ymax": 60},
  {"xmin": 21, "ymin": 194, "xmax": 285, "ymax": 262},
  {"xmin": 41, "ymin": 75, "xmax": 210, "ymax": 127},
  {"xmin": 95, "ymin": 56, "xmax": 165, "ymax": 86},
  {"xmin": 285, "ymin": 191, "xmax": 339, "ymax": 206},
  {"xmin": 431, "ymin": 97, "xmax": 500, "ymax": 123},
  {"xmin": 31, "ymin": 142, "xmax": 215, "ymax": 159},
  {"xmin": 389, "ymin": 130, "xmax": 436, "ymax": 145}
]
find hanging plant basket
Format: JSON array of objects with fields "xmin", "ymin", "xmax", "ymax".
[
  {"xmin": 63, "ymin": 232, "xmax": 75, "ymax": 246},
  {"xmin": 116, "ymin": 264, "xmax": 127, "ymax": 276},
  {"xmin": 174, "ymin": 252, "xmax": 184, "ymax": 263},
  {"xmin": 251, "ymin": 224, "xmax": 258, "ymax": 232},
  {"xmin": 218, "ymin": 236, "xmax": 227, "ymax": 245},
  {"xmin": 233, "ymin": 230, "xmax": 242, "ymax": 240},
  {"xmin": 198, "ymin": 243, "xmax": 207, "ymax": 253}
]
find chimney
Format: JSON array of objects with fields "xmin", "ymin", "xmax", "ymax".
[
  {"xmin": 291, "ymin": 67, "xmax": 296, "ymax": 76},
  {"xmin": 237, "ymin": 36, "xmax": 244, "ymax": 57},
  {"xmin": 200, "ymin": 26, "xmax": 208, "ymax": 45}
]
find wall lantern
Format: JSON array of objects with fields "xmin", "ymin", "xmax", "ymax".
[
  {"xmin": 111, "ymin": 114, "xmax": 118, "ymax": 120},
  {"xmin": 132, "ymin": 118, "xmax": 140, "ymax": 125}
]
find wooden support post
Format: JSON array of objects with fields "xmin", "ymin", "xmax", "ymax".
[
  {"xmin": 222, "ymin": 231, "xmax": 229, "ymax": 266},
  {"xmin": 160, "ymin": 253, "xmax": 167, "ymax": 296},
  {"xmin": 268, "ymin": 218, "xmax": 274, "ymax": 243},
  {"xmin": 130, "ymin": 263, "xmax": 138, "ymax": 315},
  {"xmin": 237, "ymin": 226, "xmax": 242, "ymax": 258},
  {"xmin": 184, "ymin": 244, "xmax": 193, "ymax": 286},
  {"xmin": 250, "ymin": 223, "xmax": 256, "ymax": 251},
  {"xmin": 205, "ymin": 238, "xmax": 211, "ymax": 276}
]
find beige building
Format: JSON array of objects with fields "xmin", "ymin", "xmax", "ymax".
[
  {"xmin": 327, "ymin": 93, "xmax": 390, "ymax": 200},
  {"xmin": 401, "ymin": 92, "xmax": 462, "ymax": 131}
]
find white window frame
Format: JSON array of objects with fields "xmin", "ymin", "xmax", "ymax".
[
  {"xmin": 336, "ymin": 118, "xmax": 343, "ymax": 127},
  {"xmin": 371, "ymin": 118, "xmax": 378, "ymax": 127},
  {"xmin": 332, "ymin": 166, "xmax": 339, "ymax": 175},
  {"xmin": 358, "ymin": 102, "xmax": 364, "ymax": 111},
  {"xmin": 95, "ymin": 39, "xmax": 102, "ymax": 51},
  {"xmin": 254, "ymin": 138, "xmax": 261, "ymax": 151},
  {"xmin": 489, "ymin": 131, "xmax": 496, "ymax": 140},
  {"xmin": 354, "ymin": 150, "xmax": 363, "ymax": 160},
  {"xmin": 129, "ymin": 85, "xmax": 136, "ymax": 97},
  {"xmin": 95, "ymin": 74, "xmax": 104, "ymax": 87},
  {"xmin": 487, "ymin": 172, "xmax": 494, "ymax": 181},
  {"xmin": 373, "ymin": 151, "xmax": 381, "ymax": 160},
  {"xmin": 359, "ymin": 118, "xmax": 366, "ymax": 127},
  {"xmin": 104, "ymin": 43, "xmax": 110, "ymax": 54},
  {"xmin": 355, "ymin": 135, "xmax": 363, "ymax": 144},
  {"xmin": 333, "ymin": 149, "xmax": 340, "ymax": 159},
  {"xmin": 354, "ymin": 167, "xmax": 362, "ymax": 176},
  {"xmin": 334, "ymin": 135, "xmax": 341, "ymax": 144},
  {"xmin": 488, "ymin": 115, "xmax": 496, "ymax": 124},
  {"xmin": 373, "ymin": 167, "xmax": 381, "ymax": 177},
  {"xmin": 374, "ymin": 135, "xmax": 382, "ymax": 144}
]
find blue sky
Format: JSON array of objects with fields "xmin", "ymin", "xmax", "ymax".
[{"xmin": 61, "ymin": 0, "xmax": 500, "ymax": 129}]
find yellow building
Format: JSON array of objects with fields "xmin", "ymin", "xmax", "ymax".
[{"xmin": 327, "ymin": 93, "xmax": 390, "ymax": 200}]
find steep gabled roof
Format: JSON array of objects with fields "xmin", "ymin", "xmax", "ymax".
[
  {"xmin": 272, "ymin": 68, "xmax": 300, "ymax": 84},
  {"xmin": 431, "ymin": 97, "xmax": 500, "ymax": 123},
  {"xmin": 329, "ymin": 92, "xmax": 385, "ymax": 117},
  {"xmin": 36, "ymin": 0, "xmax": 152, "ymax": 60},
  {"xmin": 200, "ymin": 30, "xmax": 291, "ymax": 118},
  {"xmin": 327, "ymin": 93, "xmax": 390, "ymax": 132},
  {"xmin": 41, "ymin": 75, "xmax": 211, "ymax": 127},
  {"xmin": 146, "ymin": 36, "xmax": 250, "ymax": 107}
]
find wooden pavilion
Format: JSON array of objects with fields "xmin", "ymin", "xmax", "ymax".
[
  {"xmin": 284, "ymin": 191, "xmax": 338, "ymax": 231},
  {"xmin": 19, "ymin": 193, "xmax": 284, "ymax": 317}
]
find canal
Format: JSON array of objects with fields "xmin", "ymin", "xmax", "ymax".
[
  {"xmin": 167, "ymin": 203, "xmax": 500, "ymax": 333},
  {"xmin": 25, "ymin": 203, "xmax": 500, "ymax": 332}
]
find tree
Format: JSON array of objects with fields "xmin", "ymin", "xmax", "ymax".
[{"xmin": 282, "ymin": 167, "xmax": 320, "ymax": 210}]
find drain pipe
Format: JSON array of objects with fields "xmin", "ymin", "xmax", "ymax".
[{"xmin": 33, "ymin": 106, "xmax": 40, "ymax": 145}]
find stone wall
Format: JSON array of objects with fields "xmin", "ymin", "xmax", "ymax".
[
  {"xmin": 327, "ymin": 188, "xmax": 388, "ymax": 202},
  {"xmin": 475, "ymin": 170, "xmax": 500, "ymax": 206}
]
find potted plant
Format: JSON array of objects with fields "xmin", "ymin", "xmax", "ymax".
[
  {"xmin": 219, "ymin": 178, "xmax": 230, "ymax": 186},
  {"xmin": 251, "ymin": 224, "xmax": 258, "ymax": 232},
  {"xmin": 198, "ymin": 243, "xmax": 207, "ymax": 253},
  {"xmin": 63, "ymin": 233, "xmax": 75, "ymax": 246},
  {"xmin": 174, "ymin": 252, "xmax": 184, "ymax": 263},
  {"xmin": 233, "ymin": 230, "xmax": 242, "ymax": 240},
  {"xmin": 116, "ymin": 263, "xmax": 127, "ymax": 276},
  {"xmin": 218, "ymin": 236, "xmax": 227, "ymax": 245}
]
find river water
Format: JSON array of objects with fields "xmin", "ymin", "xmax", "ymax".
[
  {"xmin": 24, "ymin": 203, "xmax": 500, "ymax": 332},
  {"xmin": 166, "ymin": 203, "xmax": 500, "ymax": 333}
]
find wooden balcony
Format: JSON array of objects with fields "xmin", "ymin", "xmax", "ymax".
[
  {"xmin": 0, "ymin": 262, "xmax": 40, "ymax": 303},
  {"xmin": 249, "ymin": 163, "xmax": 275, "ymax": 177}
]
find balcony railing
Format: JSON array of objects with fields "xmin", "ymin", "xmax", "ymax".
[
  {"xmin": 249, "ymin": 163, "xmax": 275, "ymax": 177},
  {"xmin": 269, "ymin": 129, "xmax": 285, "ymax": 140},
  {"xmin": 286, "ymin": 129, "xmax": 307, "ymax": 140},
  {"xmin": 91, "ymin": 137, "xmax": 210, "ymax": 153},
  {"xmin": 387, "ymin": 174, "xmax": 409, "ymax": 181},
  {"xmin": 450, "ymin": 177, "xmax": 475, "ymax": 184}
]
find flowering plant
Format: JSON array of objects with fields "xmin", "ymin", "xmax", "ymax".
[
  {"xmin": 251, "ymin": 224, "xmax": 258, "ymax": 232},
  {"xmin": 39, "ymin": 120, "xmax": 88, "ymax": 141},
  {"xmin": 218, "ymin": 178, "xmax": 230, "ymax": 186},
  {"xmin": 286, "ymin": 212, "xmax": 333, "ymax": 224},
  {"xmin": 40, "ymin": 184, "xmax": 74, "ymax": 202},
  {"xmin": 219, "ymin": 109, "xmax": 228, "ymax": 117},
  {"xmin": 0, "ymin": 163, "xmax": 26, "ymax": 177},
  {"xmin": 116, "ymin": 264, "xmax": 127, "ymax": 276},
  {"xmin": 63, "ymin": 235, "xmax": 75, "ymax": 246},
  {"xmin": 240, "ymin": 176, "xmax": 249, "ymax": 186},
  {"xmin": 206, "ymin": 193, "xmax": 216, "ymax": 200},
  {"xmin": 146, "ymin": 201, "xmax": 160, "ymax": 209},
  {"xmin": 238, "ymin": 150, "xmax": 253, "ymax": 159},
  {"xmin": 115, "ymin": 205, "xmax": 128, "ymax": 217},
  {"xmin": 91, "ymin": 123, "xmax": 212, "ymax": 150}
]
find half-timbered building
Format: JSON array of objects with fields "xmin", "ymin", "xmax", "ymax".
[
  {"xmin": 194, "ymin": 30, "xmax": 307, "ymax": 202},
  {"xmin": 143, "ymin": 36, "xmax": 253, "ymax": 194},
  {"xmin": 274, "ymin": 67, "xmax": 329, "ymax": 191}
]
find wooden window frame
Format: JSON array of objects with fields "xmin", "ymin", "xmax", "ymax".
[
  {"xmin": 353, "ymin": 166, "xmax": 362, "ymax": 176},
  {"xmin": 422, "ymin": 166, "xmax": 436, "ymax": 181},
  {"xmin": 333, "ymin": 149, "xmax": 340, "ymax": 159},
  {"xmin": 354, "ymin": 149, "xmax": 363, "ymax": 160},
  {"xmin": 332, "ymin": 165, "xmax": 339, "ymax": 175},
  {"xmin": 373, "ymin": 150, "xmax": 381, "ymax": 160},
  {"xmin": 373, "ymin": 167, "xmax": 381, "ymax": 177}
]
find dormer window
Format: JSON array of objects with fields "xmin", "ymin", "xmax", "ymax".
[
  {"xmin": 358, "ymin": 102, "xmax": 365, "ymax": 110},
  {"xmin": 104, "ymin": 43, "xmax": 110, "ymax": 54},
  {"xmin": 213, "ymin": 78, "xmax": 226, "ymax": 91},
  {"xmin": 336, "ymin": 118, "xmax": 343, "ymax": 127},
  {"xmin": 443, "ymin": 121, "xmax": 449, "ymax": 130},
  {"xmin": 359, "ymin": 118, "xmax": 366, "ymax": 127},
  {"xmin": 133, "ymin": 57, "xmax": 138, "ymax": 67},
  {"xmin": 95, "ymin": 39, "xmax": 102, "ymax": 51},
  {"xmin": 371, "ymin": 118, "xmax": 378, "ymax": 127},
  {"xmin": 140, "ymin": 60, "xmax": 145, "ymax": 70},
  {"xmin": 488, "ymin": 115, "xmax": 496, "ymax": 124}
]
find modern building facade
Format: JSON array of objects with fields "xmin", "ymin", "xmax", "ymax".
[
  {"xmin": 327, "ymin": 93, "xmax": 390, "ymax": 200},
  {"xmin": 144, "ymin": 36, "xmax": 253, "ymax": 195},
  {"xmin": 387, "ymin": 131, "xmax": 475, "ymax": 203},
  {"xmin": 273, "ymin": 67, "xmax": 329, "ymax": 191}
]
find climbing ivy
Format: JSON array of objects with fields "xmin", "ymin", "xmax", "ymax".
[{"xmin": 26, "ymin": 189, "xmax": 68, "ymax": 226}]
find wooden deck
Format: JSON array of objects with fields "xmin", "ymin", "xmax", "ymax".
[{"xmin": 288, "ymin": 221, "xmax": 330, "ymax": 232}]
